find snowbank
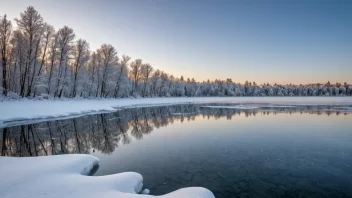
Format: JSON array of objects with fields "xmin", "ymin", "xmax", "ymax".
[
  {"xmin": 0, "ymin": 97, "xmax": 352, "ymax": 127},
  {"xmin": 201, "ymin": 105, "xmax": 260, "ymax": 109},
  {"xmin": 0, "ymin": 154, "xmax": 215, "ymax": 198}
]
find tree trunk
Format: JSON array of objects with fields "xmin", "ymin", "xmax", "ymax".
[
  {"xmin": 27, "ymin": 39, "xmax": 41, "ymax": 96},
  {"xmin": 1, "ymin": 49, "xmax": 8, "ymax": 96},
  {"xmin": 34, "ymin": 39, "xmax": 49, "ymax": 97}
]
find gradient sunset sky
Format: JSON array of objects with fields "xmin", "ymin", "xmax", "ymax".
[{"xmin": 1, "ymin": 0, "xmax": 351, "ymax": 84}]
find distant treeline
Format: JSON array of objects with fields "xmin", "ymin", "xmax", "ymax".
[{"xmin": 0, "ymin": 7, "xmax": 351, "ymax": 99}]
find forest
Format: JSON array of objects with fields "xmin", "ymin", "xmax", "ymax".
[{"xmin": 1, "ymin": 7, "xmax": 351, "ymax": 99}]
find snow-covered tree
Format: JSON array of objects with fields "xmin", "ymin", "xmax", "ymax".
[
  {"xmin": 0, "ymin": 6, "xmax": 350, "ymax": 99},
  {"xmin": 0, "ymin": 14, "xmax": 12, "ymax": 96},
  {"xmin": 129, "ymin": 59, "xmax": 142, "ymax": 96},
  {"xmin": 55, "ymin": 26, "xmax": 75, "ymax": 98},
  {"xmin": 140, "ymin": 63, "xmax": 153, "ymax": 97},
  {"xmin": 98, "ymin": 44, "xmax": 118, "ymax": 97},
  {"xmin": 15, "ymin": 6, "xmax": 44, "ymax": 97},
  {"xmin": 71, "ymin": 39, "xmax": 89, "ymax": 97}
]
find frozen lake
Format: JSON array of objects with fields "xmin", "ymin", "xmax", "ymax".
[{"xmin": 1, "ymin": 104, "xmax": 352, "ymax": 197}]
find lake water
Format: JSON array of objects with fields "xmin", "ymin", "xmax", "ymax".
[{"xmin": 1, "ymin": 104, "xmax": 352, "ymax": 197}]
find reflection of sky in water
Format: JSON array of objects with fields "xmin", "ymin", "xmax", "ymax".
[
  {"xmin": 92, "ymin": 112, "xmax": 352, "ymax": 197},
  {"xmin": 1, "ymin": 105, "xmax": 352, "ymax": 197}
]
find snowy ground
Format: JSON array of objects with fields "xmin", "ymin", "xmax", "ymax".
[
  {"xmin": 1, "ymin": 97, "xmax": 352, "ymax": 128},
  {"xmin": 0, "ymin": 154, "xmax": 214, "ymax": 198}
]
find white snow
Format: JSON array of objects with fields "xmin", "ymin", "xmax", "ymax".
[
  {"xmin": 333, "ymin": 106, "xmax": 352, "ymax": 111},
  {"xmin": 141, "ymin": 189, "xmax": 151, "ymax": 194},
  {"xmin": 201, "ymin": 104, "xmax": 307, "ymax": 109},
  {"xmin": 1, "ymin": 97, "xmax": 352, "ymax": 127},
  {"xmin": 201, "ymin": 105, "xmax": 260, "ymax": 109},
  {"xmin": 170, "ymin": 112, "xmax": 198, "ymax": 116},
  {"xmin": 0, "ymin": 154, "xmax": 215, "ymax": 198}
]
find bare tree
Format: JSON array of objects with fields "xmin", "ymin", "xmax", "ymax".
[
  {"xmin": 9, "ymin": 30, "xmax": 26, "ymax": 93},
  {"xmin": 28, "ymin": 27, "xmax": 44, "ymax": 96},
  {"xmin": 15, "ymin": 6, "xmax": 44, "ymax": 96},
  {"xmin": 33, "ymin": 24, "xmax": 54, "ymax": 96},
  {"xmin": 54, "ymin": 26, "xmax": 75, "ymax": 98},
  {"xmin": 98, "ymin": 44, "xmax": 118, "ymax": 97},
  {"xmin": 151, "ymin": 69, "xmax": 161, "ymax": 96},
  {"xmin": 0, "ymin": 15, "xmax": 12, "ymax": 96},
  {"xmin": 87, "ymin": 52, "xmax": 98, "ymax": 97},
  {"xmin": 114, "ymin": 55, "xmax": 130, "ymax": 98},
  {"xmin": 47, "ymin": 31, "xmax": 59, "ymax": 94},
  {"xmin": 129, "ymin": 59, "xmax": 142, "ymax": 96},
  {"xmin": 140, "ymin": 63, "xmax": 153, "ymax": 97},
  {"xmin": 72, "ymin": 39, "xmax": 89, "ymax": 97},
  {"xmin": 159, "ymin": 72, "xmax": 169, "ymax": 96},
  {"xmin": 94, "ymin": 51, "xmax": 103, "ymax": 97}
]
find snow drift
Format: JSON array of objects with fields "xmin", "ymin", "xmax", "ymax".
[{"xmin": 0, "ymin": 154, "xmax": 215, "ymax": 198}]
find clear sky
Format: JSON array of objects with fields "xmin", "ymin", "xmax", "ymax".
[{"xmin": 1, "ymin": 0, "xmax": 351, "ymax": 84}]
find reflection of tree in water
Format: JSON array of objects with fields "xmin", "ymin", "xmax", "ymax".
[{"xmin": 1, "ymin": 104, "xmax": 350, "ymax": 157}]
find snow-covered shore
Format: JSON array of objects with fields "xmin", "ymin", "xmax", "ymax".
[
  {"xmin": 0, "ymin": 154, "xmax": 215, "ymax": 198},
  {"xmin": 1, "ymin": 97, "xmax": 352, "ymax": 128},
  {"xmin": 1, "ymin": 97, "xmax": 352, "ymax": 198}
]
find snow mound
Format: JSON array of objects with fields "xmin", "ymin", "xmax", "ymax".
[{"xmin": 0, "ymin": 154, "xmax": 215, "ymax": 198}]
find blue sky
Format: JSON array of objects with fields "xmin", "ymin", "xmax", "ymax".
[{"xmin": 1, "ymin": 0, "xmax": 351, "ymax": 84}]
